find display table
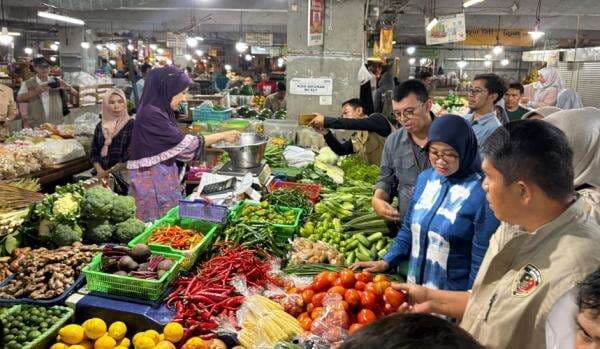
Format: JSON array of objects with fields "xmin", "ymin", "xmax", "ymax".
[{"xmin": 29, "ymin": 157, "xmax": 92, "ymax": 185}]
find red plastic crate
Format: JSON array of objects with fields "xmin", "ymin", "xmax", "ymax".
[{"xmin": 267, "ymin": 180, "xmax": 321, "ymax": 203}]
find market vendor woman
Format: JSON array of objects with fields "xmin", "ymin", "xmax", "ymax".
[
  {"xmin": 309, "ymin": 98, "xmax": 393, "ymax": 166},
  {"xmin": 89, "ymin": 88, "xmax": 134, "ymax": 194},
  {"xmin": 127, "ymin": 66, "xmax": 240, "ymax": 222}
]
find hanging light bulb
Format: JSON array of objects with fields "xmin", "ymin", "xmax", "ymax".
[
  {"xmin": 195, "ymin": 49, "xmax": 203, "ymax": 56},
  {"xmin": 127, "ymin": 44, "xmax": 134, "ymax": 51},
  {"xmin": 0, "ymin": 27, "xmax": 13, "ymax": 46},
  {"xmin": 186, "ymin": 37, "xmax": 198, "ymax": 48},
  {"xmin": 156, "ymin": 48, "xmax": 164, "ymax": 55},
  {"xmin": 96, "ymin": 44, "xmax": 103, "ymax": 50},
  {"xmin": 24, "ymin": 47, "xmax": 33, "ymax": 55},
  {"xmin": 484, "ymin": 60, "xmax": 492, "ymax": 67},
  {"xmin": 224, "ymin": 64, "xmax": 232, "ymax": 71},
  {"xmin": 501, "ymin": 58, "xmax": 509, "ymax": 66},
  {"xmin": 277, "ymin": 57, "xmax": 285, "ymax": 68},
  {"xmin": 408, "ymin": 58, "xmax": 416, "ymax": 65},
  {"xmin": 406, "ymin": 46, "xmax": 416, "ymax": 55},
  {"xmin": 49, "ymin": 56, "xmax": 57, "ymax": 62},
  {"xmin": 457, "ymin": 59, "xmax": 468, "ymax": 69},
  {"xmin": 184, "ymin": 54, "xmax": 192, "ymax": 61},
  {"xmin": 81, "ymin": 41, "xmax": 90, "ymax": 49},
  {"xmin": 50, "ymin": 43, "xmax": 59, "ymax": 51},
  {"xmin": 492, "ymin": 45, "xmax": 503, "ymax": 55},
  {"xmin": 235, "ymin": 41, "xmax": 248, "ymax": 53},
  {"xmin": 244, "ymin": 53, "xmax": 252, "ymax": 61}
]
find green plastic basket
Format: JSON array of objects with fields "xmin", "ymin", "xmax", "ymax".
[
  {"xmin": 229, "ymin": 201, "xmax": 303, "ymax": 237},
  {"xmin": 0, "ymin": 304, "xmax": 73, "ymax": 349},
  {"xmin": 83, "ymin": 250, "xmax": 184, "ymax": 301},
  {"xmin": 128, "ymin": 212, "xmax": 217, "ymax": 270}
]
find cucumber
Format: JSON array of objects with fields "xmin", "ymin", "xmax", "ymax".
[
  {"xmin": 375, "ymin": 239, "xmax": 386, "ymax": 251},
  {"xmin": 356, "ymin": 250, "xmax": 371, "ymax": 262},
  {"xmin": 357, "ymin": 243, "xmax": 371, "ymax": 257},
  {"xmin": 367, "ymin": 232, "xmax": 384, "ymax": 242},
  {"xmin": 377, "ymin": 249, "xmax": 388, "ymax": 259},
  {"xmin": 355, "ymin": 234, "xmax": 370, "ymax": 247},
  {"xmin": 345, "ymin": 239, "xmax": 359, "ymax": 250},
  {"xmin": 343, "ymin": 212, "xmax": 380, "ymax": 227},
  {"xmin": 345, "ymin": 251, "xmax": 356, "ymax": 265},
  {"xmin": 345, "ymin": 227, "xmax": 390, "ymax": 236},
  {"xmin": 370, "ymin": 244, "xmax": 378, "ymax": 256}
]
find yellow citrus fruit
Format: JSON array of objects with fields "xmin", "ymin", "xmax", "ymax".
[
  {"xmin": 163, "ymin": 322, "xmax": 184, "ymax": 343},
  {"xmin": 133, "ymin": 335, "xmax": 155, "ymax": 349},
  {"xmin": 132, "ymin": 333, "xmax": 144, "ymax": 346},
  {"xmin": 155, "ymin": 341, "xmax": 176, "ymax": 349},
  {"xmin": 182, "ymin": 337, "xmax": 204, "ymax": 349},
  {"xmin": 144, "ymin": 330, "xmax": 160, "ymax": 344},
  {"xmin": 79, "ymin": 340, "xmax": 93, "ymax": 349},
  {"xmin": 117, "ymin": 337, "xmax": 131, "ymax": 348},
  {"xmin": 108, "ymin": 321, "xmax": 128, "ymax": 341},
  {"xmin": 83, "ymin": 318, "xmax": 107, "ymax": 340},
  {"xmin": 158, "ymin": 334, "xmax": 165, "ymax": 342},
  {"xmin": 59, "ymin": 324, "xmax": 85, "ymax": 345},
  {"xmin": 115, "ymin": 347, "xmax": 128, "ymax": 349},
  {"xmin": 50, "ymin": 343, "xmax": 70, "ymax": 349},
  {"xmin": 68, "ymin": 346, "xmax": 87, "ymax": 349},
  {"xmin": 94, "ymin": 335, "xmax": 116, "ymax": 349}
]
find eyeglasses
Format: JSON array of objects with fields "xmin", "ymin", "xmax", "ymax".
[
  {"xmin": 393, "ymin": 103, "xmax": 423, "ymax": 120},
  {"xmin": 468, "ymin": 88, "xmax": 488, "ymax": 95},
  {"xmin": 428, "ymin": 150, "xmax": 459, "ymax": 163}
]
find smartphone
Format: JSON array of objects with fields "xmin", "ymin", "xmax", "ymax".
[
  {"xmin": 298, "ymin": 114, "xmax": 317, "ymax": 125},
  {"xmin": 48, "ymin": 78, "xmax": 60, "ymax": 89}
]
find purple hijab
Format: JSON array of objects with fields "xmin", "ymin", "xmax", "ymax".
[{"xmin": 130, "ymin": 66, "xmax": 193, "ymax": 160}]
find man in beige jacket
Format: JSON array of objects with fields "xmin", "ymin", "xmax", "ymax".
[
  {"xmin": 391, "ymin": 120, "xmax": 600, "ymax": 349},
  {"xmin": 0, "ymin": 83, "xmax": 17, "ymax": 141}
]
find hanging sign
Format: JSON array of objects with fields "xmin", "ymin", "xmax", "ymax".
[
  {"xmin": 425, "ymin": 13, "xmax": 466, "ymax": 45},
  {"xmin": 290, "ymin": 77, "xmax": 332, "ymax": 96},
  {"xmin": 379, "ymin": 27, "xmax": 394, "ymax": 55},
  {"xmin": 464, "ymin": 28, "xmax": 533, "ymax": 47},
  {"xmin": 308, "ymin": 0, "xmax": 325, "ymax": 46},
  {"xmin": 246, "ymin": 33, "xmax": 273, "ymax": 46}
]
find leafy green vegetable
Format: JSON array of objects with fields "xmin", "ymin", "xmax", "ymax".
[
  {"xmin": 339, "ymin": 155, "xmax": 380, "ymax": 184},
  {"xmin": 111, "ymin": 195, "xmax": 136, "ymax": 223},
  {"xmin": 114, "ymin": 217, "xmax": 146, "ymax": 243}
]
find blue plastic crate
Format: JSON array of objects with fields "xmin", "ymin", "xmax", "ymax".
[
  {"xmin": 192, "ymin": 106, "xmax": 232, "ymax": 122},
  {"xmin": 179, "ymin": 199, "xmax": 229, "ymax": 223}
]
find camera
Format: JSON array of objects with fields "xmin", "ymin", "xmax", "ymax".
[{"xmin": 47, "ymin": 78, "xmax": 61, "ymax": 89}]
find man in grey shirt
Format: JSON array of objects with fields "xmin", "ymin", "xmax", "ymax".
[{"xmin": 372, "ymin": 80, "xmax": 433, "ymax": 224}]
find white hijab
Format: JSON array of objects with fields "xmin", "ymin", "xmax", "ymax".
[
  {"xmin": 544, "ymin": 107, "xmax": 600, "ymax": 188},
  {"xmin": 535, "ymin": 67, "xmax": 563, "ymax": 91}
]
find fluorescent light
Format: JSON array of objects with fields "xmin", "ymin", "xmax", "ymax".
[
  {"xmin": 80, "ymin": 42, "xmax": 90, "ymax": 49},
  {"xmin": 463, "ymin": 0, "xmax": 485, "ymax": 7},
  {"xmin": 277, "ymin": 57, "xmax": 284, "ymax": 67},
  {"xmin": 419, "ymin": 58, "xmax": 427, "ymax": 65},
  {"xmin": 224, "ymin": 64, "xmax": 232, "ymax": 71},
  {"xmin": 24, "ymin": 47, "xmax": 33, "ymax": 55},
  {"xmin": 8, "ymin": 32, "xmax": 20, "ymax": 36},
  {"xmin": 484, "ymin": 60, "xmax": 492, "ymax": 67},
  {"xmin": 186, "ymin": 37, "xmax": 198, "ymax": 48},
  {"xmin": 457, "ymin": 60, "xmax": 468, "ymax": 69},
  {"xmin": 244, "ymin": 54, "xmax": 252, "ymax": 61},
  {"xmin": 96, "ymin": 44, "xmax": 103, "ymax": 50},
  {"xmin": 528, "ymin": 30, "xmax": 545, "ymax": 41},
  {"xmin": 50, "ymin": 56, "xmax": 57, "ymax": 62},
  {"xmin": 492, "ymin": 45, "xmax": 503, "ymax": 55},
  {"xmin": 149, "ymin": 44, "xmax": 157, "ymax": 50},
  {"xmin": 196, "ymin": 37, "xmax": 204, "ymax": 41},
  {"xmin": 195, "ymin": 49, "xmax": 203, "ymax": 56},
  {"xmin": 409, "ymin": 58, "xmax": 416, "ymax": 65},
  {"xmin": 0, "ymin": 28, "xmax": 13, "ymax": 46},
  {"xmin": 50, "ymin": 43, "xmax": 59, "ymax": 51},
  {"xmin": 426, "ymin": 18, "xmax": 438, "ymax": 32},
  {"xmin": 501, "ymin": 58, "xmax": 509, "ymax": 66},
  {"xmin": 53, "ymin": 41, "xmax": 60, "ymax": 45},
  {"xmin": 127, "ymin": 44, "xmax": 134, "ymax": 51},
  {"xmin": 484, "ymin": 54, "xmax": 492, "ymax": 60},
  {"xmin": 406, "ymin": 46, "xmax": 416, "ymax": 55},
  {"xmin": 184, "ymin": 54, "xmax": 192, "ymax": 61},
  {"xmin": 156, "ymin": 48, "xmax": 164, "ymax": 55},
  {"xmin": 38, "ymin": 11, "xmax": 84, "ymax": 26},
  {"xmin": 235, "ymin": 41, "xmax": 248, "ymax": 53}
]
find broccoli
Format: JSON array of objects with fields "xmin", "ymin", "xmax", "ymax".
[
  {"xmin": 53, "ymin": 223, "xmax": 83, "ymax": 247},
  {"xmin": 111, "ymin": 195, "xmax": 136, "ymax": 223},
  {"xmin": 114, "ymin": 217, "xmax": 146, "ymax": 243},
  {"xmin": 84, "ymin": 219, "xmax": 114, "ymax": 244},
  {"xmin": 82, "ymin": 186, "xmax": 115, "ymax": 220}
]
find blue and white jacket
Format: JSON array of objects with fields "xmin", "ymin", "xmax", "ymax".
[{"xmin": 383, "ymin": 168, "xmax": 500, "ymax": 291}]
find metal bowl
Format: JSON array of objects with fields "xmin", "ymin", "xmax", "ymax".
[{"xmin": 213, "ymin": 132, "xmax": 269, "ymax": 168}]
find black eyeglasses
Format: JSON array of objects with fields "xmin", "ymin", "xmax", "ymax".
[{"xmin": 428, "ymin": 150, "xmax": 459, "ymax": 163}]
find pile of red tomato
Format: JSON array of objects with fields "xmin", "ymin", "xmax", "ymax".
[{"xmin": 282, "ymin": 269, "xmax": 406, "ymax": 341}]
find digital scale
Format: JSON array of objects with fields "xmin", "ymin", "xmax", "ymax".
[{"xmin": 217, "ymin": 161, "xmax": 272, "ymax": 186}]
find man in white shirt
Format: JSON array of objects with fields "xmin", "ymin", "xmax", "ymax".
[{"xmin": 17, "ymin": 57, "xmax": 76, "ymax": 128}]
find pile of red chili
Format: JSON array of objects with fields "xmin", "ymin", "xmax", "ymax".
[
  {"xmin": 148, "ymin": 225, "xmax": 204, "ymax": 250},
  {"xmin": 167, "ymin": 243, "xmax": 275, "ymax": 339}
]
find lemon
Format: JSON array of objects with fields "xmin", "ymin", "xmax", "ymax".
[
  {"xmin": 83, "ymin": 318, "xmax": 107, "ymax": 340},
  {"xmin": 163, "ymin": 322, "xmax": 184, "ymax": 343},
  {"xmin": 108, "ymin": 321, "xmax": 128, "ymax": 341},
  {"xmin": 182, "ymin": 337, "xmax": 204, "ymax": 349},
  {"xmin": 50, "ymin": 343, "xmax": 70, "ymax": 349},
  {"xmin": 155, "ymin": 341, "xmax": 176, "ymax": 349},
  {"xmin": 144, "ymin": 330, "xmax": 160, "ymax": 344},
  {"xmin": 59, "ymin": 324, "xmax": 86, "ymax": 345},
  {"xmin": 94, "ymin": 335, "xmax": 116, "ymax": 349},
  {"xmin": 117, "ymin": 338, "xmax": 131, "ymax": 348},
  {"xmin": 115, "ymin": 347, "xmax": 129, "ymax": 349},
  {"xmin": 68, "ymin": 346, "xmax": 87, "ymax": 349},
  {"xmin": 133, "ymin": 335, "xmax": 155, "ymax": 349},
  {"xmin": 79, "ymin": 340, "xmax": 93, "ymax": 349},
  {"xmin": 158, "ymin": 334, "xmax": 165, "ymax": 342}
]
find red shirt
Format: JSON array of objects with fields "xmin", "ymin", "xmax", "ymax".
[{"xmin": 257, "ymin": 80, "xmax": 277, "ymax": 96}]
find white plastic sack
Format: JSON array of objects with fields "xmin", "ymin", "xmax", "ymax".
[
  {"xmin": 283, "ymin": 145, "xmax": 315, "ymax": 168},
  {"xmin": 38, "ymin": 139, "xmax": 86, "ymax": 164},
  {"xmin": 74, "ymin": 112, "xmax": 100, "ymax": 136},
  {"xmin": 358, "ymin": 64, "xmax": 373, "ymax": 85}
]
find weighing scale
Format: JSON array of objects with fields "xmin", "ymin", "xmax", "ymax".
[{"xmin": 217, "ymin": 161, "xmax": 272, "ymax": 186}]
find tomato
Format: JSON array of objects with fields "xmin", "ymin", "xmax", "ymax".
[
  {"xmin": 357, "ymin": 309, "xmax": 377, "ymax": 324},
  {"xmin": 311, "ymin": 292, "xmax": 326, "ymax": 307},
  {"xmin": 311, "ymin": 306, "xmax": 325, "ymax": 320},
  {"xmin": 365, "ymin": 282, "xmax": 376, "ymax": 294},
  {"xmin": 312, "ymin": 278, "xmax": 330, "ymax": 292},
  {"xmin": 333, "ymin": 277, "xmax": 344, "ymax": 287},
  {"xmin": 372, "ymin": 281, "xmax": 391, "ymax": 296},
  {"xmin": 306, "ymin": 303, "xmax": 314, "ymax": 314},
  {"xmin": 328, "ymin": 286, "xmax": 346, "ymax": 296},
  {"xmin": 383, "ymin": 287, "xmax": 406, "ymax": 307},
  {"xmin": 356, "ymin": 271, "xmax": 373, "ymax": 283},
  {"xmin": 302, "ymin": 289, "xmax": 315, "ymax": 304},
  {"xmin": 348, "ymin": 323, "xmax": 364, "ymax": 335},
  {"xmin": 354, "ymin": 281, "xmax": 366, "ymax": 291},
  {"xmin": 326, "ymin": 271, "xmax": 339, "ymax": 285},
  {"xmin": 287, "ymin": 287, "xmax": 298, "ymax": 294},
  {"xmin": 298, "ymin": 312, "xmax": 310, "ymax": 321},
  {"xmin": 383, "ymin": 303, "xmax": 396, "ymax": 315},
  {"xmin": 373, "ymin": 274, "xmax": 389, "ymax": 283},
  {"xmin": 314, "ymin": 271, "xmax": 331, "ymax": 289},
  {"xmin": 339, "ymin": 269, "xmax": 356, "ymax": 288},
  {"xmin": 344, "ymin": 289, "xmax": 361, "ymax": 308},
  {"xmin": 360, "ymin": 291, "xmax": 378, "ymax": 310},
  {"xmin": 299, "ymin": 315, "xmax": 312, "ymax": 331}
]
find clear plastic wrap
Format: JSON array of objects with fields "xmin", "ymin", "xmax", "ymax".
[
  {"xmin": 308, "ymin": 293, "xmax": 349, "ymax": 345},
  {"xmin": 73, "ymin": 112, "xmax": 100, "ymax": 136}
]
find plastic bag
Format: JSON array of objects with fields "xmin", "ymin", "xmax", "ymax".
[
  {"xmin": 357, "ymin": 64, "xmax": 373, "ymax": 85},
  {"xmin": 74, "ymin": 112, "xmax": 100, "ymax": 136},
  {"xmin": 38, "ymin": 139, "xmax": 86, "ymax": 164},
  {"xmin": 309, "ymin": 293, "xmax": 350, "ymax": 345},
  {"xmin": 283, "ymin": 146, "xmax": 315, "ymax": 168}
]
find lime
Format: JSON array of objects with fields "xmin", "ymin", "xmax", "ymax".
[{"xmin": 28, "ymin": 330, "xmax": 42, "ymax": 340}]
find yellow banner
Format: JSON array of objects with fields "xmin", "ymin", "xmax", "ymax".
[{"xmin": 463, "ymin": 28, "xmax": 533, "ymax": 47}]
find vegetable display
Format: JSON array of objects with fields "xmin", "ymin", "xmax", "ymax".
[
  {"xmin": 339, "ymin": 155, "xmax": 380, "ymax": 184},
  {"xmin": 100, "ymin": 244, "xmax": 174, "ymax": 280},
  {"xmin": 264, "ymin": 187, "xmax": 313, "ymax": 218},
  {"xmin": 288, "ymin": 238, "xmax": 344, "ymax": 265},
  {"xmin": 235, "ymin": 201, "xmax": 297, "ymax": 226},
  {"xmin": 221, "ymin": 223, "xmax": 288, "ymax": 258},
  {"xmin": 149, "ymin": 225, "xmax": 205, "ymax": 250},
  {"xmin": 1, "ymin": 305, "xmax": 70, "ymax": 349},
  {"xmin": 0, "ymin": 243, "xmax": 99, "ymax": 299},
  {"xmin": 264, "ymin": 143, "xmax": 287, "ymax": 168}
]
